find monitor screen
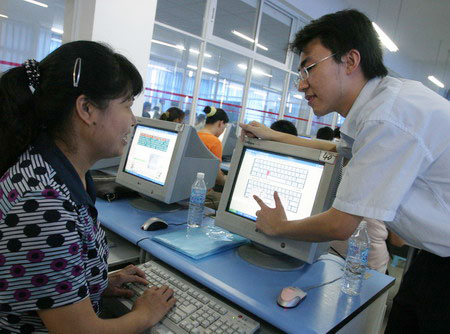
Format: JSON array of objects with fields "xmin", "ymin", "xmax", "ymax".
[
  {"xmin": 227, "ymin": 148, "xmax": 324, "ymax": 221},
  {"xmin": 115, "ymin": 118, "xmax": 220, "ymax": 210},
  {"xmin": 215, "ymin": 138, "xmax": 339, "ymax": 268},
  {"xmin": 123, "ymin": 124, "xmax": 178, "ymax": 186}
]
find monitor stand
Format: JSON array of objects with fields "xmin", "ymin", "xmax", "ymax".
[
  {"xmin": 238, "ymin": 242, "xmax": 305, "ymax": 271},
  {"xmin": 130, "ymin": 195, "xmax": 181, "ymax": 213}
]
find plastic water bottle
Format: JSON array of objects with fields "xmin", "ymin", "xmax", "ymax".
[
  {"xmin": 341, "ymin": 221, "xmax": 370, "ymax": 296},
  {"xmin": 187, "ymin": 172, "xmax": 207, "ymax": 228}
]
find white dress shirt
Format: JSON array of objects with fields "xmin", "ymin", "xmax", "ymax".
[{"xmin": 333, "ymin": 76, "xmax": 450, "ymax": 257}]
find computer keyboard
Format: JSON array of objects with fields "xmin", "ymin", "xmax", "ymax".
[{"xmin": 120, "ymin": 260, "xmax": 260, "ymax": 334}]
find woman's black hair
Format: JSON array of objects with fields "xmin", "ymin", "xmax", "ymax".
[
  {"xmin": 290, "ymin": 9, "xmax": 388, "ymax": 79},
  {"xmin": 160, "ymin": 107, "xmax": 185, "ymax": 122},
  {"xmin": 203, "ymin": 106, "xmax": 229, "ymax": 125},
  {"xmin": 0, "ymin": 40, "xmax": 143, "ymax": 175}
]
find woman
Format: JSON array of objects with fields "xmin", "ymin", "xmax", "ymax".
[
  {"xmin": 159, "ymin": 107, "xmax": 185, "ymax": 123},
  {"xmin": 0, "ymin": 41, "xmax": 175, "ymax": 333},
  {"xmin": 197, "ymin": 106, "xmax": 229, "ymax": 186}
]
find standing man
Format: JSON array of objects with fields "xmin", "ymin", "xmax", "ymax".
[{"xmin": 240, "ymin": 9, "xmax": 449, "ymax": 333}]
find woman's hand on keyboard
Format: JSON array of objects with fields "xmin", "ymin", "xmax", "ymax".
[
  {"xmin": 103, "ymin": 264, "xmax": 149, "ymax": 298},
  {"xmin": 133, "ymin": 285, "xmax": 177, "ymax": 328}
]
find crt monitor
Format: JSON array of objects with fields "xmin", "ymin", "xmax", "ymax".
[
  {"xmin": 115, "ymin": 118, "xmax": 220, "ymax": 211},
  {"xmin": 215, "ymin": 138, "xmax": 341, "ymax": 270},
  {"xmin": 218, "ymin": 123, "xmax": 238, "ymax": 160}
]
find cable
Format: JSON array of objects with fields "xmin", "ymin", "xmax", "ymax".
[
  {"xmin": 168, "ymin": 222, "xmax": 187, "ymax": 226},
  {"xmin": 330, "ymin": 246, "xmax": 346, "ymax": 260},
  {"xmin": 302, "ymin": 276, "xmax": 342, "ymax": 292}
]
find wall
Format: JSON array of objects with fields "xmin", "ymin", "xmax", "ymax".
[{"xmin": 63, "ymin": 0, "xmax": 157, "ymax": 116}]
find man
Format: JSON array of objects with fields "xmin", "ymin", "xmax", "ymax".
[{"xmin": 240, "ymin": 9, "xmax": 449, "ymax": 333}]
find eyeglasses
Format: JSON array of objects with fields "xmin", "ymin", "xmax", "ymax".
[{"xmin": 294, "ymin": 53, "xmax": 336, "ymax": 86}]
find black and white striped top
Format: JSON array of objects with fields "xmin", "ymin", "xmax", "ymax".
[{"xmin": 0, "ymin": 133, "xmax": 109, "ymax": 333}]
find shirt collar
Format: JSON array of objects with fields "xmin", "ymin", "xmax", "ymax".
[
  {"xmin": 340, "ymin": 76, "xmax": 383, "ymax": 140},
  {"xmin": 32, "ymin": 132, "xmax": 96, "ymax": 206}
]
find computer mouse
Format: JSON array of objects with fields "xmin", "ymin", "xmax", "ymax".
[
  {"xmin": 277, "ymin": 286, "xmax": 307, "ymax": 308},
  {"xmin": 141, "ymin": 217, "xmax": 168, "ymax": 231}
]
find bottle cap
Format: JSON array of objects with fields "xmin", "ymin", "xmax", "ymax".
[
  {"xmin": 359, "ymin": 220, "xmax": 367, "ymax": 228},
  {"xmin": 197, "ymin": 172, "xmax": 205, "ymax": 179}
]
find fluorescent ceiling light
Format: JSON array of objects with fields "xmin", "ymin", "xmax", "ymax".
[
  {"xmin": 148, "ymin": 64, "xmax": 171, "ymax": 72},
  {"xmin": 187, "ymin": 64, "xmax": 219, "ymax": 75},
  {"xmin": 293, "ymin": 94, "xmax": 303, "ymax": 100},
  {"xmin": 51, "ymin": 27, "xmax": 63, "ymax": 35},
  {"xmin": 372, "ymin": 22, "xmax": 398, "ymax": 52},
  {"xmin": 238, "ymin": 64, "xmax": 272, "ymax": 78},
  {"xmin": 152, "ymin": 39, "xmax": 185, "ymax": 51},
  {"xmin": 231, "ymin": 30, "xmax": 268, "ymax": 51},
  {"xmin": 189, "ymin": 48, "xmax": 212, "ymax": 58},
  {"xmin": 24, "ymin": 0, "xmax": 48, "ymax": 8},
  {"xmin": 0, "ymin": 14, "xmax": 8, "ymax": 19},
  {"xmin": 51, "ymin": 37, "xmax": 62, "ymax": 43},
  {"xmin": 428, "ymin": 75, "xmax": 445, "ymax": 88}
]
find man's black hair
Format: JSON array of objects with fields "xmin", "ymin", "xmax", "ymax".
[
  {"xmin": 270, "ymin": 120, "xmax": 298, "ymax": 136},
  {"xmin": 316, "ymin": 126, "xmax": 334, "ymax": 141},
  {"xmin": 290, "ymin": 9, "xmax": 388, "ymax": 79}
]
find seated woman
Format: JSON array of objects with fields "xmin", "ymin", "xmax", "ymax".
[
  {"xmin": 0, "ymin": 41, "xmax": 175, "ymax": 333},
  {"xmin": 159, "ymin": 107, "xmax": 185, "ymax": 123},
  {"xmin": 197, "ymin": 106, "xmax": 228, "ymax": 186}
]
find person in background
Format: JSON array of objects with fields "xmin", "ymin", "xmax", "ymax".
[
  {"xmin": 197, "ymin": 106, "xmax": 229, "ymax": 186},
  {"xmin": 151, "ymin": 106, "xmax": 161, "ymax": 119},
  {"xmin": 142, "ymin": 101, "xmax": 151, "ymax": 118},
  {"xmin": 315, "ymin": 126, "xmax": 334, "ymax": 141},
  {"xmin": 155, "ymin": 98, "xmax": 165, "ymax": 116},
  {"xmin": 333, "ymin": 126, "xmax": 341, "ymax": 140},
  {"xmin": 0, "ymin": 41, "xmax": 175, "ymax": 333},
  {"xmin": 240, "ymin": 9, "xmax": 449, "ymax": 333},
  {"xmin": 270, "ymin": 120, "xmax": 298, "ymax": 136},
  {"xmin": 159, "ymin": 107, "xmax": 185, "ymax": 123}
]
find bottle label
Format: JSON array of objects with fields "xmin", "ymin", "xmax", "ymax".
[
  {"xmin": 361, "ymin": 247, "xmax": 369, "ymax": 266},
  {"xmin": 190, "ymin": 188, "xmax": 206, "ymax": 204}
]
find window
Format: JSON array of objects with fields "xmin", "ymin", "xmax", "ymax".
[
  {"xmin": 311, "ymin": 113, "xmax": 335, "ymax": 137},
  {"xmin": 149, "ymin": 0, "xmax": 322, "ymax": 133},
  {"xmin": 0, "ymin": 0, "xmax": 65, "ymax": 72},
  {"xmin": 155, "ymin": 0, "xmax": 207, "ymax": 36},
  {"xmin": 213, "ymin": 0, "xmax": 259, "ymax": 50},
  {"xmin": 245, "ymin": 61, "xmax": 286, "ymax": 127},
  {"xmin": 194, "ymin": 44, "xmax": 248, "ymax": 128},
  {"xmin": 284, "ymin": 76, "xmax": 310, "ymax": 136},
  {"xmin": 257, "ymin": 3, "xmax": 292, "ymax": 63},
  {"xmin": 145, "ymin": 25, "xmax": 201, "ymax": 124}
]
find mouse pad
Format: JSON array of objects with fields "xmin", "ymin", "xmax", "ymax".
[{"xmin": 152, "ymin": 227, "xmax": 249, "ymax": 260}]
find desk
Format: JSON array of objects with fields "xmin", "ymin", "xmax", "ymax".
[{"xmin": 97, "ymin": 198, "xmax": 395, "ymax": 334}]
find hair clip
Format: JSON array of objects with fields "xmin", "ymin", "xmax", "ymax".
[
  {"xmin": 73, "ymin": 57, "xmax": 82, "ymax": 87},
  {"xmin": 23, "ymin": 59, "xmax": 40, "ymax": 93},
  {"xmin": 207, "ymin": 106, "xmax": 217, "ymax": 117}
]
